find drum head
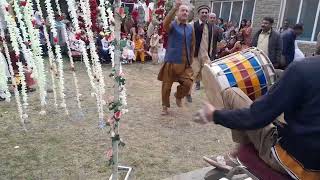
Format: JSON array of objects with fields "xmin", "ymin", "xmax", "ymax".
[
  {"xmin": 251, "ymin": 48, "xmax": 276, "ymax": 87},
  {"xmin": 202, "ymin": 64, "xmax": 225, "ymax": 109}
]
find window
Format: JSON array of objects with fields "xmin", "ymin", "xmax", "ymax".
[
  {"xmin": 211, "ymin": 0, "xmax": 256, "ymax": 26},
  {"xmin": 230, "ymin": 1, "xmax": 243, "ymax": 26},
  {"xmin": 282, "ymin": 0, "xmax": 300, "ymax": 27},
  {"xmin": 281, "ymin": 0, "xmax": 320, "ymax": 42},
  {"xmin": 221, "ymin": 2, "xmax": 231, "ymax": 21},
  {"xmin": 212, "ymin": 2, "xmax": 221, "ymax": 17},
  {"xmin": 242, "ymin": 0, "xmax": 255, "ymax": 22}
]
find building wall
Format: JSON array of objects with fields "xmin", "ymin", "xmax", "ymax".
[
  {"xmin": 194, "ymin": 0, "xmax": 211, "ymax": 10},
  {"xmin": 253, "ymin": 0, "xmax": 316, "ymax": 56},
  {"xmin": 299, "ymin": 42, "xmax": 317, "ymax": 56},
  {"xmin": 251, "ymin": 0, "xmax": 282, "ymax": 32}
]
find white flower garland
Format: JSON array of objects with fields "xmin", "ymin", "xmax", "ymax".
[
  {"xmin": 66, "ymin": 0, "xmax": 97, "ymax": 94},
  {"xmin": 0, "ymin": 51, "xmax": 11, "ymax": 102},
  {"xmin": 119, "ymin": 64, "xmax": 128, "ymax": 114},
  {"xmin": 54, "ymin": 0, "xmax": 61, "ymax": 15},
  {"xmin": 45, "ymin": 0, "xmax": 68, "ymax": 114},
  {"xmin": 55, "ymin": 1, "xmax": 82, "ymax": 109},
  {"xmin": 10, "ymin": 0, "xmax": 42, "ymax": 115},
  {"xmin": 106, "ymin": 4, "xmax": 115, "ymax": 67},
  {"xmin": 0, "ymin": 29, "xmax": 12, "ymax": 102},
  {"xmin": 80, "ymin": 0, "xmax": 106, "ymax": 122},
  {"xmin": 12, "ymin": 0, "xmax": 35, "ymax": 73},
  {"xmin": 34, "ymin": 0, "xmax": 58, "ymax": 108},
  {"xmin": 0, "ymin": 0, "xmax": 26, "ymax": 128},
  {"xmin": 17, "ymin": 62, "xmax": 28, "ymax": 109},
  {"xmin": 23, "ymin": 0, "xmax": 48, "ymax": 114}
]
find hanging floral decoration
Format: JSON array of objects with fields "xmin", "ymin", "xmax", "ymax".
[
  {"xmin": 45, "ymin": 0, "xmax": 68, "ymax": 114},
  {"xmin": 12, "ymin": 0, "xmax": 32, "ymax": 114},
  {"xmin": 89, "ymin": 0, "xmax": 100, "ymax": 33},
  {"xmin": 80, "ymin": 0, "xmax": 106, "ymax": 125},
  {"xmin": 0, "ymin": 51, "xmax": 11, "ymax": 102},
  {"xmin": 67, "ymin": 0, "xmax": 97, "ymax": 96},
  {"xmin": 34, "ymin": 0, "xmax": 59, "ymax": 108},
  {"xmin": 131, "ymin": 8, "xmax": 139, "ymax": 22},
  {"xmin": 17, "ymin": 62, "xmax": 28, "ymax": 110},
  {"xmin": 0, "ymin": 30, "xmax": 12, "ymax": 103},
  {"xmin": 1, "ymin": 1, "xmax": 26, "ymax": 129},
  {"xmin": 12, "ymin": 0, "xmax": 34, "ymax": 73},
  {"xmin": 23, "ymin": 0, "xmax": 48, "ymax": 115},
  {"xmin": 105, "ymin": 1, "xmax": 116, "ymax": 66},
  {"xmin": 55, "ymin": 0, "xmax": 82, "ymax": 109}
]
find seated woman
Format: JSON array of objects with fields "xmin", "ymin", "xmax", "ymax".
[{"xmin": 217, "ymin": 30, "xmax": 244, "ymax": 58}]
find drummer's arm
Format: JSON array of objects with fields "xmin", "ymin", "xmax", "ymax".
[
  {"xmin": 212, "ymin": 63, "xmax": 303, "ymax": 130},
  {"xmin": 163, "ymin": 7, "xmax": 178, "ymax": 33}
]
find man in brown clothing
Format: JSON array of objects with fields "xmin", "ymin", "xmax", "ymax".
[{"xmin": 158, "ymin": 0, "xmax": 195, "ymax": 115}]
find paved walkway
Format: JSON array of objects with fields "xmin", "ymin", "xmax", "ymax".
[{"xmin": 163, "ymin": 167, "xmax": 226, "ymax": 180}]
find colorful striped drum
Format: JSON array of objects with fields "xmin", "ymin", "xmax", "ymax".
[{"xmin": 202, "ymin": 48, "xmax": 276, "ymax": 109}]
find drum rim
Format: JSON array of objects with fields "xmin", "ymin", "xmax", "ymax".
[
  {"xmin": 249, "ymin": 47, "xmax": 276, "ymax": 88},
  {"xmin": 202, "ymin": 64, "xmax": 225, "ymax": 109}
]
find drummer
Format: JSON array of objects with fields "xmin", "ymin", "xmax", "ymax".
[{"xmin": 195, "ymin": 58, "xmax": 320, "ymax": 179}]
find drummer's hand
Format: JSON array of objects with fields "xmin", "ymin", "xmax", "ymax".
[{"xmin": 194, "ymin": 102, "xmax": 216, "ymax": 124}]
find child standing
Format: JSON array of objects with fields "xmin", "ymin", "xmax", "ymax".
[
  {"xmin": 133, "ymin": 34, "xmax": 145, "ymax": 63},
  {"xmin": 149, "ymin": 29, "xmax": 162, "ymax": 65}
]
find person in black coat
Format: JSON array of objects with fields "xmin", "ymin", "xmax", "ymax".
[
  {"xmin": 251, "ymin": 17, "xmax": 282, "ymax": 69},
  {"xmin": 187, "ymin": 5, "xmax": 219, "ymax": 102}
]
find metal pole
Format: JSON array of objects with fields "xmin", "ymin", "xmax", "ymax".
[{"xmin": 112, "ymin": 0, "xmax": 121, "ymax": 179}]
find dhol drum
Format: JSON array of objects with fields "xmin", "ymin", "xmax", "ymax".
[{"xmin": 202, "ymin": 48, "xmax": 276, "ymax": 109}]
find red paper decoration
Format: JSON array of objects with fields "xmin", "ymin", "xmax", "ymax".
[
  {"xmin": 53, "ymin": 37, "xmax": 58, "ymax": 44},
  {"xmin": 131, "ymin": 9, "xmax": 139, "ymax": 22},
  {"xmin": 5, "ymin": 5, "xmax": 9, "ymax": 11},
  {"xmin": 89, "ymin": 0, "xmax": 99, "ymax": 33},
  {"xmin": 20, "ymin": 1, "xmax": 27, "ymax": 6},
  {"xmin": 31, "ymin": 19, "xmax": 36, "ymax": 27}
]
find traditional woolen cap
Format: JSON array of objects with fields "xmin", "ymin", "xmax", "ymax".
[{"xmin": 197, "ymin": 5, "xmax": 210, "ymax": 13}]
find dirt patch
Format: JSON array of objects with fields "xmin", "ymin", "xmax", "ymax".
[{"xmin": 0, "ymin": 61, "xmax": 234, "ymax": 179}]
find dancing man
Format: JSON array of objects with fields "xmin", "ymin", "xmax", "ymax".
[
  {"xmin": 195, "ymin": 58, "xmax": 320, "ymax": 179},
  {"xmin": 158, "ymin": 0, "xmax": 195, "ymax": 115}
]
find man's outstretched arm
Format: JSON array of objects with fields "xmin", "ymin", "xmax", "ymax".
[{"xmin": 213, "ymin": 62, "xmax": 304, "ymax": 130}]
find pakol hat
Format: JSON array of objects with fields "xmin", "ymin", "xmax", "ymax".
[{"xmin": 197, "ymin": 5, "xmax": 210, "ymax": 13}]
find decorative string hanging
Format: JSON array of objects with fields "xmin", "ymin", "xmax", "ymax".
[
  {"xmin": 0, "ymin": 0, "xmax": 27, "ymax": 129},
  {"xmin": 34, "ymin": 0, "xmax": 59, "ymax": 108},
  {"xmin": 79, "ymin": 0, "xmax": 106, "ymax": 124},
  {"xmin": 23, "ymin": 0, "xmax": 48, "ymax": 115},
  {"xmin": 55, "ymin": 0, "xmax": 82, "ymax": 109},
  {"xmin": 0, "ymin": 51, "xmax": 11, "ymax": 102},
  {"xmin": 45, "ymin": 0, "xmax": 69, "ymax": 114}
]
